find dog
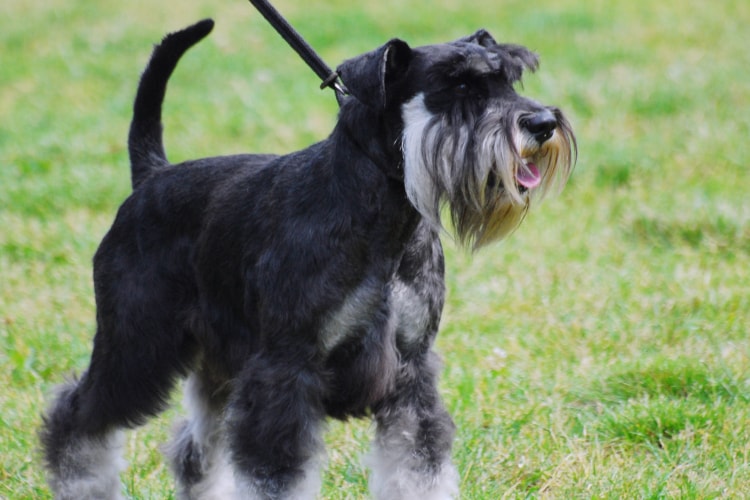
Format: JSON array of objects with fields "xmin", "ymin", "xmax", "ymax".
[{"xmin": 40, "ymin": 18, "xmax": 575, "ymax": 499}]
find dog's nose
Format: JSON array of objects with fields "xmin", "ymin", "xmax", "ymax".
[{"xmin": 521, "ymin": 109, "xmax": 557, "ymax": 144}]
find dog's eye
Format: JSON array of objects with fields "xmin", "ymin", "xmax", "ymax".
[{"xmin": 455, "ymin": 83, "xmax": 470, "ymax": 96}]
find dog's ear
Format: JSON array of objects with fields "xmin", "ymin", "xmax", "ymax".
[
  {"xmin": 495, "ymin": 43, "xmax": 540, "ymax": 79},
  {"xmin": 457, "ymin": 30, "xmax": 539, "ymax": 78},
  {"xmin": 457, "ymin": 29, "xmax": 498, "ymax": 48},
  {"xmin": 337, "ymin": 39, "xmax": 412, "ymax": 109}
]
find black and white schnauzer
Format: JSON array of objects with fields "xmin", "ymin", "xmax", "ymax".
[{"xmin": 41, "ymin": 18, "xmax": 575, "ymax": 499}]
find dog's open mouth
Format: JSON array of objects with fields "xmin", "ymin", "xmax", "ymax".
[
  {"xmin": 516, "ymin": 161, "xmax": 541, "ymax": 191},
  {"xmin": 487, "ymin": 160, "xmax": 541, "ymax": 195}
]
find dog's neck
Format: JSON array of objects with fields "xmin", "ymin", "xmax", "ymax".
[
  {"xmin": 334, "ymin": 98, "xmax": 406, "ymax": 181},
  {"xmin": 318, "ymin": 98, "xmax": 422, "ymax": 256}
]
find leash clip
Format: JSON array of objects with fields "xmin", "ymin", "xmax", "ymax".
[{"xmin": 320, "ymin": 71, "xmax": 349, "ymax": 98}]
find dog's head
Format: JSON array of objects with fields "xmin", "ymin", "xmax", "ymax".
[{"xmin": 337, "ymin": 30, "xmax": 576, "ymax": 249}]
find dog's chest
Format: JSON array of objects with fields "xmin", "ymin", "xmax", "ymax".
[
  {"xmin": 317, "ymin": 270, "xmax": 439, "ymax": 418},
  {"xmin": 319, "ymin": 276, "xmax": 432, "ymax": 355}
]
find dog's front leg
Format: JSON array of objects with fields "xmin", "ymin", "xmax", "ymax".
[
  {"xmin": 225, "ymin": 354, "xmax": 326, "ymax": 500},
  {"xmin": 367, "ymin": 351, "xmax": 459, "ymax": 500}
]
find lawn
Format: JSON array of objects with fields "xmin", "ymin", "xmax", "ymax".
[{"xmin": 1, "ymin": 0, "xmax": 749, "ymax": 498}]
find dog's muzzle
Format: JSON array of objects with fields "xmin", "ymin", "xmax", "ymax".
[
  {"xmin": 516, "ymin": 109, "xmax": 558, "ymax": 192},
  {"xmin": 520, "ymin": 109, "xmax": 558, "ymax": 145}
]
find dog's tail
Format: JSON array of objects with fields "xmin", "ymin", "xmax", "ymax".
[{"xmin": 128, "ymin": 19, "xmax": 214, "ymax": 189}]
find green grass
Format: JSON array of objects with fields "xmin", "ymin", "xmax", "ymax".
[{"xmin": 2, "ymin": 0, "xmax": 749, "ymax": 498}]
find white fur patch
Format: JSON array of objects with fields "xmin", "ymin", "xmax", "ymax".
[
  {"xmin": 391, "ymin": 279, "xmax": 430, "ymax": 345},
  {"xmin": 319, "ymin": 278, "xmax": 382, "ymax": 353},
  {"xmin": 366, "ymin": 420, "xmax": 458, "ymax": 500},
  {"xmin": 234, "ymin": 453, "xmax": 325, "ymax": 500},
  {"xmin": 50, "ymin": 430, "xmax": 127, "ymax": 500},
  {"xmin": 285, "ymin": 453, "xmax": 326, "ymax": 500},
  {"xmin": 365, "ymin": 408, "xmax": 458, "ymax": 500},
  {"xmin": 401, "ymin": 93, "xmax": 443, "ymax": 228},
  {"xmin": 186, "ymin": 454, "xmax": 236, "ymax": 500},
  {"xmin": 171, "ymin": 375, "xmax": 237, "ymax": 499}
]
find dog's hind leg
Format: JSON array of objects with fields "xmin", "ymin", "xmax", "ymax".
[
  {"xmin": 40, "ymin": 302, "xmax": 197, "ymax": 498},
  {"xmin": 39, "ymin": 378, "xmax": 127, "ymax": 500},
  {"xmin": 167, "ymin": 369, "xmax": 236, "ymax": 500}
]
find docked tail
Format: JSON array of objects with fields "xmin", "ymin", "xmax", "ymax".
[{"xmin": 128, "ymin": 19, "xmax": 214, "ymax": 189}]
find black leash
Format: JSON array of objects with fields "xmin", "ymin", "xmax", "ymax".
[{"xmin": 247, "ymin": 0, "xmax": 349, "ymax": 100}]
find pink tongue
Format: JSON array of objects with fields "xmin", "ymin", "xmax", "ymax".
[{"xmin": 517, "ymin": 163, "xmax": 541, "ymax": 189}]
